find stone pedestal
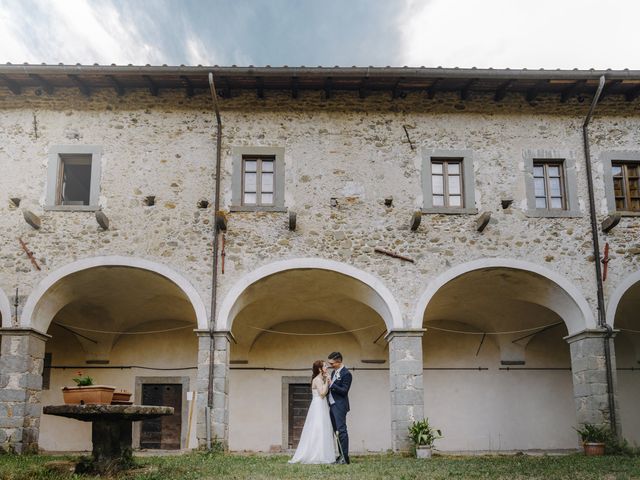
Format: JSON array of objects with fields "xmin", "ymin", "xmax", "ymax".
[
  {"xmin": 386, "ymin": 329, "xmax": 425, "ymax": 452},
  {"xmin": 0, "ymin": 328, "xmax": 49, "ymax": 453},
  {"xmin": 566, "ymin": 329, "xmax": 622, "ymax": 436},
  {"xmin": 43, "ymin": 404, "xmax": 173, "ymax": 474}
]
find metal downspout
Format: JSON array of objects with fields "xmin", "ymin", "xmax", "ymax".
[
  {"xmin": 207, "ymin": 73, "xmax": 223, "ymax": 449},
  {"xmin": 582, "ymin": 75, "xmax": 617, "ymax": 436}
]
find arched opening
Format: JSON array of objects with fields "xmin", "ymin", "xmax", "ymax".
[
  {"xmin": 24, "ymin": 257, "xmax": 206, "ymax": 452},
  {"xmin": 416, "ymin": 260, "xmax": 591, "ymax": 452},
  {"xmin": 607, "ymin": 274, "xmax": 640, "ymax": 445},
  {"xmin": 221, "ymin": 259, "xmax": 399, "ymax": 453}
]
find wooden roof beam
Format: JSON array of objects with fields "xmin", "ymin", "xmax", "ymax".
[
  {"xmin": 106, "ymin": 75, "xmax": 125, "ymax": 96},
  {"xmin": 625, "ymin": 84, "xmax": 640, "ymax": 102},
  {"xmin": 525, "ymin": 80, "xmax": 548, "ymax": 102},
  {"xmin": 560, "ymin": 79, "xmax": 586, "ymax": 103},
  {"xmin": 256, "ymin": 76, "xmax": 264, "ymax": 99},
  {"xmin": 427, "ymin": 78, "xmax": 442, "ymax": 99},
  {"xmin": 0, "ymin": 74, "xmax": 21, "ymax": 94},
  {"xmin": 142, "ymin": 75, "xmax": 159, "ymax": 96},
  {"xmin": 359, "ymin": 77, "xmax": 369, "ymax": 99},
  {"xmin": 460, "ymin": 78, "xmax": 477, "ymax": 100},
  {"xmin": 392, "ymin": 77, "xmax": 405, "ymax": 99},
  {"xmin": 494, "ymin": 79, "xmax": 515, "ymax": 102},
  {"xmin": 180, "ymin": 75, "xmax": 194, "ymax": 97},
  {"xmin": 291, "ymin": 76, "xmax": 298, "ymax": 99},
  {"xmin": 29, "ymin": 74, "xmax": 54, "ymax": 94},
  {"xmin": 68, "ymin": 75, "xmax": 90, "ymax": 96},
  {"xmin": 324, "ymin": 77, "xmax": 332, "ymax": 99}
]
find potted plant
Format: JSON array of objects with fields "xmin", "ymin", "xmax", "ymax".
[
  {"xmin": 408, "ymin": 418, "xmax": 442, "ymax": 458},
  {"xmin": 111, "ymin": 389, "xmax": 133, "ymax": 404},
  {"xmin": 575, "ymin": 424, "xmax": 610, "ymax": 456},
  {"xmin": 61, "ymin": 372, "xmax": 116, "ymax": 405}
]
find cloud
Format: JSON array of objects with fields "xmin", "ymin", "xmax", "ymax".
[{"xmin": 399, "ymin": 0, "xmax": 640, "ymax": 69}]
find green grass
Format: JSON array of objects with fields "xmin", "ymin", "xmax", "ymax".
[{"xmin": 0, "ymin": 452, "xmax": 639, "ymax": 480}]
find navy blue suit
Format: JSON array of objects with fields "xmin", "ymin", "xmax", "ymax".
[{"xmin": 328, "ymin": 367, "xmax": 352, "ymax": 463}]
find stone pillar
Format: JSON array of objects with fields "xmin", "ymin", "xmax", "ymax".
[
  {"xmin": 194, "ymin": 329, "xmax": 231, "ymax": 450},
  {"xmin": 0, "ymin": 328, "xmax": 49, "ymax": 453},
  {"xmin": 194, "ymin": 330, "xmax": 212, "ymax": 449},
  {"xmin": 386, "ymin": 329, "xmax": 425, "ymax": 452},
  {"xmin": 566, "ymin": 329, "xmax": 622, "ymax": 436},
  {"xmin": 211, "ymin": 331, "xmax": 231, "ymax": 449}
]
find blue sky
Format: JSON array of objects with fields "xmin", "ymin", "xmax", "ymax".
[{"xmin": 0, "ymin": 0, "xmax": 638, "ymax": 69}]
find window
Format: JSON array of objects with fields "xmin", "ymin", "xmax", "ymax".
[
  {"xmin": 242, "ymin": 156, "xmax": 275, "ymax": 206},
  {"xmin": 46, "ymin": 145, "xmax": 102, "ymax": 211},
  {"xmin": 612, "ymin": 162, "xmax": 640, "ymax": 212},
  {"xmin": 431, "ymin": 159, "xmax": 464, "ymax": 208},
  {"xmin": 57, "ymin": 155, "xmax": 92, "ymax": 206},
  {"xmin": 523, "ymin": 150, "xmax": 580, "ymax": 218},
  {"xmin": 533, "ymin": 161, "xmax": 566, "ymax": 210},
  {"xmin": 421, "ymin": 149, "xmax": 477, "ymax": 214},
  {"xmin": 231, "ymin": 146, "xmax": 285, "ymax": 211}
]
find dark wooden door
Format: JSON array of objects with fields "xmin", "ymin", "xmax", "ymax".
[
  {"xmin": 288, "ymin": 383, "xmax": 312, "ymax": 449},
  {"xmin": 140, "ymin": 384, "xmax": 182, "ymax": 450}
]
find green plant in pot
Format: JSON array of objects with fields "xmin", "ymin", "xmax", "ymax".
[
  {"xmin": 575, "ymin": 424, "xmax": 610, "ymax": 456},
  {"xmin": 408, "ymin": 418, "xmax": 442, "ymax": 458},
  {"xmin": 62, "ymin": 371, "xmax": 116, "ymax": 405}
]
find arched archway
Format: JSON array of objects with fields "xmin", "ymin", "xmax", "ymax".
[
  {"xmin": 21, "ymin": 255, "xmax": 208, "ymax": 332},
  {"xmin": 414, "ymin": 259, "xmax": 593, "ymax": 452},
  {"xmin": 606, "ymin": 272, "xmax": 640, "ymax": 445},
  {"xmin": 218, "ymin": 258, "xmax": 400, "ymax": 453},
  {"xmin": 20, "ymin": 256, "xmax": 207, "ymax": 453},
  {"xmin": 0, "ymin": 287, "xmax": 11, "ymax": 328}
]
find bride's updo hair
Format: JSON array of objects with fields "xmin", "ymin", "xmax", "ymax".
[{"xmin": 312, "ymin": 360, "xmax": 324, "ymax": 382}]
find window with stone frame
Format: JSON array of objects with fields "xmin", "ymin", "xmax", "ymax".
[
  {"xmin": 421, "ymin": 149, "xmax": 476, "ymax": 214},
  {"xmin": 431, "ymin": 159, "xmax": 464, "ymax": 208},
  {"xmin": 533, "ymin": 161, "xmax": 567, "ymax": 210},
  {"xmin": 242, "ymin": 156, "xmax": 275, "ymax": 206},
  {"xmin": 45, "ymin": 145, "xmax": 102, "ymax": 211},
  {"xmin": 612, "ymin": 162, "xmax": 640, "ymax": 212},
  {"xmin": 231, "ymin": 146, "xmax": 285, "ymax": 212}
]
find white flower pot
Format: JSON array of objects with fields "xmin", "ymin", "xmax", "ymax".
[{"xmin": 416, "ymin": 446, "xmax": 433, "ymax": 458}]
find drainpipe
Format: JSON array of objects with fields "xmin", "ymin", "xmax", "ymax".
[
  {"xmin": 582, "ymin": 74, "xmax": 617, "ymax": 436},
  {"xmin": 207, "ymin": 72, "xmax": 223, "ymax": 449}
]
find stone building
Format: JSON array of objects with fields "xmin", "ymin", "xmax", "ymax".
[{"xmin": 0, "ymin": 64, "xmax": 639, "ymax": 454}]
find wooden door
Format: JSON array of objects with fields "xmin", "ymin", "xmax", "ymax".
[
  {"xmin": 140, "ymin": 384, "xmax": 182, "ymax": 449},
  {"xmin": 288, "ymin": 383, "xmax": 312, "ymax": 449}
]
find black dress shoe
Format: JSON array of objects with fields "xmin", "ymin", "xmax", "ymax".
[{"xmin": 334, "ymin": 456, "xmax": 347, "ymax": 465}]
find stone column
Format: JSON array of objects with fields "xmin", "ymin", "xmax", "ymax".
[
  {"xmin": 565, "ymin": 329, "xmax": 622, "ymax": 436},
  {"xmin": 386, "ymin": 329, "xmax": 425, "ymax": 452},
  {"xmin": 0, "ymin": 328, "xmax": 49, "ymax": 453},
  {"xmin": 211, "ymin": 331, "xmax": 232, "ymax": 449},
  {"xmin": 194, "ymin": 329, "xmax": 212, "ymax": 449}
]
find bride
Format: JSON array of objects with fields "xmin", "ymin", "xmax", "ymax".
[{"xmin": 288, "ymin": 360, "xmax": 336, "ymax": 464}]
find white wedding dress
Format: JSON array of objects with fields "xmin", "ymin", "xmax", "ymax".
[{"xmin": 288, "ymin": 380, "xmax": 336, "ymax": 464}]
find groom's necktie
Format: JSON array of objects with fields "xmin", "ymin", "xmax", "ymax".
[{"xmin": 328, "ymin": 370, "xmax": 336, "ymax": 405}]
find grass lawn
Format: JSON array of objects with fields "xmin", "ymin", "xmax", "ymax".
[{"xmin": 1, "ymin": 452, "xmax": 639, "ymax": 480}]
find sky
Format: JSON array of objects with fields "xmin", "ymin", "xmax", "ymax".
[{"xmin": 0, "ymin": 0, "xmax": 638, "ymax": 70}]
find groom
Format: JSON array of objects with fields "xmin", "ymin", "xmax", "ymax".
[{"xmin": 327, "ymin": 351, "xmax": 352, "ymax": 464}]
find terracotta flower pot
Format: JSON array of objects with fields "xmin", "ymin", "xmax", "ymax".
[
  {"xmin": 111, "ymin": 390, "xmax": 133, "ymax": 404},
  {"xmin": 62, "ymin": 385, "xmax": 116, "ymax": 405},
  {"xmin": 583, "ymin": 442, "xmax": 606, "ymax": 456}
]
